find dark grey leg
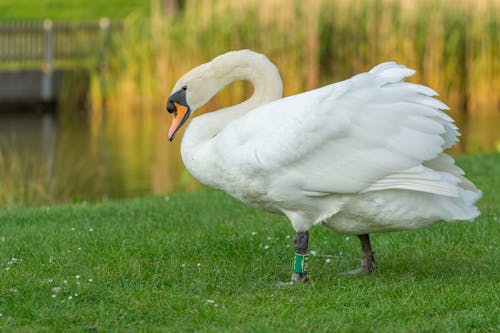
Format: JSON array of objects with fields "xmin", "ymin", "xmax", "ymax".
[
  {"xmin": 357, "ymin": 234, "xmax": 376, "ymax": 273},
  {"xmin": 291, "ymin": 231, "xmax": 310, "ymax": 283}
]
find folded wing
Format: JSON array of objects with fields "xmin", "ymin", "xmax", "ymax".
[{"xmin": 215, "ymin": 62, "xmax": 473, "ymax": 198}]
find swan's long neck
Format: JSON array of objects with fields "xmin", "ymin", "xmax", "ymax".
[{"xmin": 182, "ymin": 52, "xmax": 283, "ymax": 151}]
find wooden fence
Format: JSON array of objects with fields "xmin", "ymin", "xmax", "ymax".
[
  {"xmin": 0, "ymin": 19, "xmax": 120, "ymax": 66},
  {"xmin": 0, "ymin": 19, "xmax": 121, "ymax": 104}
]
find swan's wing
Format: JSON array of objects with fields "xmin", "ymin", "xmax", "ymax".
[{"xmin": 214, "ymin": 62, "xmax": 459, "ymax": 196}]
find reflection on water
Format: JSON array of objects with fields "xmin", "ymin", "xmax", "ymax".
[
  {"xmin": 0, "ymin": 104, "xmax": 499, "ymax": 206},
  {"xmin": 0, "ymin": 105, "xmax": 191, "ymax": 206}
]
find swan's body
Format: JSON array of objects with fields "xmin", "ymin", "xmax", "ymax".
[{"xmin": 166, "ymin": 50, "xmax": 481, "ymax": 281}]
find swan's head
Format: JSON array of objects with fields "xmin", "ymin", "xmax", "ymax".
[
  {"xmin": 166, "ymin": 50, "xmax": 282, "ymax": 140},
  {"xmin": 166, "ymin": 61, "xmax": 222, "ymax": 141}
]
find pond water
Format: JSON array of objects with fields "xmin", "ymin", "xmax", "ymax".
[
  {"xmin": 0, "ymin": 104, "xmax": 190, "ymax": 206},
  {"xmin": 0, "ymin": 104, "xmax": 499, "ymax": 206}
]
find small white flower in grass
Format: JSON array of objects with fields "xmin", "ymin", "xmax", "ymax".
[
  {"xmin": 264, "ymin": 245, "xmax": 270, "ymax": 250},
  {"xmin": 76, "ymin": 281, "xmax": 81, "ymax": 286},
  {"xmin": 76, "ymin": 275, "xmax": 80, "ymax": 279},
  {"xmin": 181, "ymin": 263, "xmax": 186, "ymax": 268},
  {"xmin": 7, "ymin": 258, "xmax": 20, "ymax": 265},
  {"xmin": 74, "ymin": 293, "xmax": 78, "ymax": 297},
  {"xmin": 325, "ymin": 258, "xmax": 331, "ymax": 264},
  {"xmin": 88, "ymin": 278, "xmax": 93, "ymax": 283},
  {"xmin": 48, "ymin": 279, "xmax": 53, "ymax": 283},
  {"xmin": 5, "ymin": 267, "xmax": 9, "ymax": 271},
  {"xmin": 68, "ymin": 296, "xmax": 72, "ymax": 300},
  {"xmin": 71, "ymin": 227, "xmax": 76, "ymax": 231},
  {"xmin": 310, "ymin": 250, "xmax": 317, "ymax": 256},
  {"xmin": 267, "ymin": 236, "xmax": 272, "ymax": 241},
  {"xmin": 78, "ymin": 247, "xmax": 82, "ymax": 251},
  {"xmin": 52, "ymin": 294, "xmax": 57, "ymax": 298},
  {"xmin": 63, "ymin": 280, "xmax": 68, "ymax": 284},
  {"xmin": 286, "ymin": 235, "xmax": 291, "ymax": 239},
  {"xmin": 345, "ymin": 236, "xmax": 350, "ymax": 241},
  {"xmin": 196, "ymin": 263, "xmax": 201, "ymax": 267},
  {"xmin": 89, "ymin": 228, "xmax": 94, "ymax": 232},
  {"xmin": 251, "ymin": 232, "xmax": 257, "ymax": 236},
  {"xmin": 164, "ymin": 196, "xmax": 170, "ymax": 201},
  {"xmin": 52, "ymin": 287, "xmax": 61, "ymax": 293}
]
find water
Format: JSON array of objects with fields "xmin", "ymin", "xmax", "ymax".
[
  {"xmin": 0, "ymin": 105, "xmax": 192, "ymax": 206},
  {"xmin": 0, "ymin": 105, "xmax": 499, "ymax": 206}
]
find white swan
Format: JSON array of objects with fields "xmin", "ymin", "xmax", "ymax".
[{"xmin": 166, "ymin": 50, "xmax": 481, "ymax": 283}]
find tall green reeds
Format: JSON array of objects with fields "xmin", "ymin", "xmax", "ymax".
[{"xmin": 99, "ymin": 0, "xmax": 499, "ymax": 116}]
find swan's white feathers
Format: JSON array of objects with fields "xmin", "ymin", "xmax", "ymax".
[{"xmin": 216, "ymin": 62, "xmax": 460, "ymax": 199}]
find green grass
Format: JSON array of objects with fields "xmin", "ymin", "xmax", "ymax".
[
  {"xmin": 0, "ymin": 0, "xmax": 148, "ymax": 20},
  {"xmin": 0, "ymin": 153, "xmax": 499, "ymax": 332}
]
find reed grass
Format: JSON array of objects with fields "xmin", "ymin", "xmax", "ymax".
[{"xmin": 99, "ymin": 0, "xmax": 500, "ymax": 118}]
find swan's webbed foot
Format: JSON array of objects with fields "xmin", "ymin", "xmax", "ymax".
[
  {"xmin": 276, "ymin": 272, "xmax": 309, "ymax": 287},
  {"xmin": 291, "ymin": 272, "xmax": 309, "ymax": 283},
  {"xmin": 346, "ymin": 255, "xmax": 376, "ymax": 275},
  {"xmin": 346, "ymin": 234, "xmax": 376, "ymax": 275}
]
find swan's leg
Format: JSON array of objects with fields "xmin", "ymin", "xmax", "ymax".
[
  {"xmin": 291, "ymin": 231, "xmax": 310, "ymax": 283},
  {"xmin": 356, "ymin": 234, "xmax": 376, "ymax": 273}
]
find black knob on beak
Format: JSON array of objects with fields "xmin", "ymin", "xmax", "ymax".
[{"xmin": 166, "ymin": 100, "xmax": 176, "ymax": 113}]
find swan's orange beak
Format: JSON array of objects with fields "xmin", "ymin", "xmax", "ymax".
[{"xmin": 168, "ymin": 103, "xmax": 190, "ymax": 141}]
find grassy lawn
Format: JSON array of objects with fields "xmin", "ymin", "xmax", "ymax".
[
  {"xmin": 0, "ymin": 0, "xmax": 149, "ymax": 20},
  {"xmin": 0, "ymin": 153, "xmax": 498, "ymax": 332}
]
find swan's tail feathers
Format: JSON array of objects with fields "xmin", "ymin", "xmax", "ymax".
[
  {"xmin": 425, "ymin": 153, "xmax": 482, "ymax": 221},
  {"xmin": 364, "ymin": 152, "xmax": 481, "ymax": 221},
  {"xmin": 436, "ymin": 187, "xmax": 482, "ymax": 222}
]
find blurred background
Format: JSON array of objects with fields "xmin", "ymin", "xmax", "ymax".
[{"xmin": 0, "ymin": 0, "xmax": 499, "ymax": 208}]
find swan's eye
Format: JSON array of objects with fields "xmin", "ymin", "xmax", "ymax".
[{"xmin": 182, "ymin": 85, "xmax": 187, "ymax": 91}]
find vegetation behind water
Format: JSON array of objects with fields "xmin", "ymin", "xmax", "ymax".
[{"xmin": 102, "ymin": 0, "xmax": 499, "ymax": 117}]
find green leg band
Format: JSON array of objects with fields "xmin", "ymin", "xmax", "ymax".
[{"xmin": 293, "ymin": 253, "xmax": 309, "ymax": 274}]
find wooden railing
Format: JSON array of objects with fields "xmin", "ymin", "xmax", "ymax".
[
  {"xmin": 0, "ymin": 19, "xmax": 121, "ymax": 103},
  {"xmin": 0, "ymin": 19, "xmax": 121, "ymax": 67}
]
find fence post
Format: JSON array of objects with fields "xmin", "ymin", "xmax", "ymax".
[
  {"xmin": 42, "ymin": 19, "xmax": 53, "ymax": 102},
  {"xmin": 99, "ymin": 17, "xmax": 110, "ymax": 109}
]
